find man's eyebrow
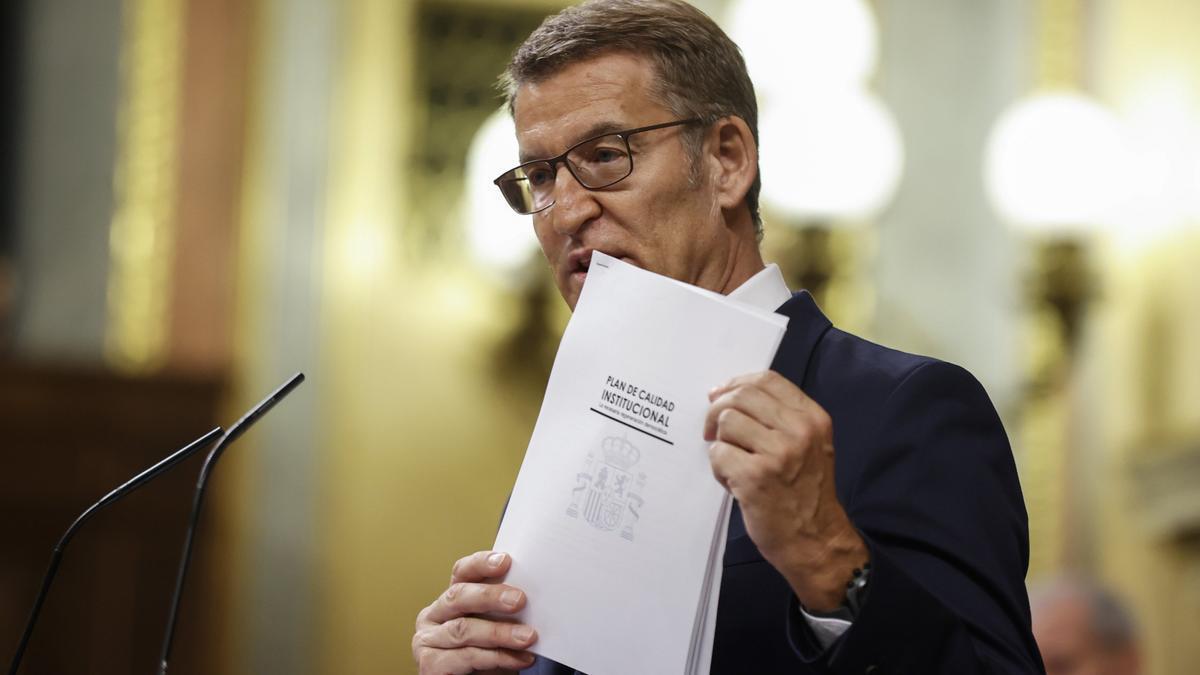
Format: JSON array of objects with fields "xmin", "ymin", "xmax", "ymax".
[{"xmin": 518, "ymin": 121, "xmax": 627, "ymax": 163}]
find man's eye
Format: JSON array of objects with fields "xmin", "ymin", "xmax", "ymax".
[
  {"xmin": 590, "ymin": 147, "xmax": 625, "ymax": 163},
  {"xmin": 526, "ymin": 167, "xmax": 553, "ymax": 186}
]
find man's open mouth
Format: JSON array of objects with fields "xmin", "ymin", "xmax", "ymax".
[{"xmin": 568, "ymin": 249, "xmax": 595, "ymax": 278}]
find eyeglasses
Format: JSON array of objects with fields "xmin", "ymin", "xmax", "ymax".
[{"xmin": 493, "ymin": 117, "xmax": 702, "ymax": 215}]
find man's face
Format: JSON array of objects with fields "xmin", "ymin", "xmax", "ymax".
[
  {"xmin": 1033, "ymin": 596, "xmax": 1140, "ymax": 675},
  {"xmin": 511, "ymin": 52, "xmax": 739, "ymax": 309}
]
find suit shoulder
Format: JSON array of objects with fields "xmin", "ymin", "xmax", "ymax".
[
  {"xmin": 802, "ymin": 328, "xmax": 988, "ymax": 408},
  {"xmin": 810, "ymin": 327, "xmax": 934, "ymax": 388}
]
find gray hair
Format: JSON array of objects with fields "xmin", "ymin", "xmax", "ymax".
[
  {"xmin": 1029, "ymin": 576, "xmax": 1140, "ymax": 648},
  {"xmin": 501, "ymin": 0, "xmax": 762, "ymax": 234}
]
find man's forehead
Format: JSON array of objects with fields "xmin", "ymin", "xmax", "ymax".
[
  {"xmin": 511, "ymin": 52, "xmax": 663, "ymax": 160},
  {"xmin": 515, "ymin": 118, "xmax": 630, "ymax": 163}
]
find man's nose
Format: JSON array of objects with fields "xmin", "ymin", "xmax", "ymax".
[{"xmin": 549, "ymin": 163, "xmax": 601, "ymax": 237}]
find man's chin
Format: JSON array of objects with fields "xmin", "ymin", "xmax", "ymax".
[
  {"xmin": 567, "ymin": 271, "xmax": 587, "ymax": 309},
  {"xmin": 564, "ymin": 288, "xmax": 581, "ymax": 311},
  {"xmin": 553, "ymin": 273, "xmax": 582, "ymax": 311}
]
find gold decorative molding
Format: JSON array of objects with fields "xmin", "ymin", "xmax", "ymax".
[
  {"xmin": 1020, "ymin": 242, "xmax": 1095, "ymax": 575},
  {"xmin": 760, "ymin": 220, "xmax": 877, "ymax": 336},
  {"xmin": 1131, "ymin": 441, "xmax": 1200, "ymax": 541},
  {"xmin": 105, "ymin": 0, "xmax": 185, "ymax": 371},
  {"xmin": 1036, "ymin": 0, "xmax": 1083, "ymax": 90}
]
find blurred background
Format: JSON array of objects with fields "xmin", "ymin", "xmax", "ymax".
[{"xmin": 0, "ymin": 0, "xmax": 1196, "ymax": 673}]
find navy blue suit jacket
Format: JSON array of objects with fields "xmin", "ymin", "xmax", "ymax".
[{"xmin": 529, "ymin": 292, "xmax": 1045, "ymax": 674}]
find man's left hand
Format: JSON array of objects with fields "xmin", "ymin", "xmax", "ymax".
[{"xmin": 705, "ymin": 371, "xmax": 869, "ymax": 612}]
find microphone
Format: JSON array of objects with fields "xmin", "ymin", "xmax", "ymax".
[
  {"xmin": 157, "ymin": 372, "xmax": 305, "ymax": 675},
  {"xmin": 7, "ymin": 426, "xmax": 225, "ymax": 675}
]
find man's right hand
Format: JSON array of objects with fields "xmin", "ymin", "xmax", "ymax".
[{"xmin": 412, "ymin": 551, "xmax": 538, "ymax": 674}]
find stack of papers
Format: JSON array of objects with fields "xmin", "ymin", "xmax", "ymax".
[{"xmin": 494, "ymin": 253, "xmax": 788, "ymax": 674}]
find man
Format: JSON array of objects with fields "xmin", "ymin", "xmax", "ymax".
[
  {"xmin": 1031, "ymin": 578, "xmax": 1142, "ymax": 675},
  {"xmin": 413, "ymin": 1, "xmax": 1044, "ymax": 673}
]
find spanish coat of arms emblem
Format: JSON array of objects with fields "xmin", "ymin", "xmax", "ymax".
[{"xmin": 566, "ymin": 434, "xmax": 647, "ymax": 541}]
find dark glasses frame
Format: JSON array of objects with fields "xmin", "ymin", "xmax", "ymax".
[{"xmin": 493, "ymin": 117, "xmax": 703, "ymax": 215}]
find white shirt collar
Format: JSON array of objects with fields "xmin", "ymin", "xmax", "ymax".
[{"xmin": 727, "ymin": 263, "xmax": 791, "ymax": 311}]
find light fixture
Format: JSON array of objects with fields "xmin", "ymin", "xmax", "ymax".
[
  {"xmin": 984, "ymin": 91, "xmax": 1128, "ymax": 233},
  {"xmin": 1111, "ymin": 78, "xmax": 1200, "ymax": 246},
  {"xmin": 726, "ymin": 0, "xmax": 902, "ymax": 224},
  {"xmin": 759, "ymin": 87, "xmax": 903, "ymax": 222},
  {"xmin": 725, "ymin": 0, "xmax": 901, "ymax": 324},
  {"xmin": 981, "ymin": 0, "xmax": 1133, "ymax": 575},
  {"xmin": 727, "ymin": 0, "xmax": 878, "ymax": 98},
  {"xmin": 463, "ymin": 107, "xmax": 541, "ymax": 283},
  {"xmin": 464, "ymin": 107, "xmax": 560, "ymax": 384}
]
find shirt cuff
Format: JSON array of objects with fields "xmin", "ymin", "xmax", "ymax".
[{"xmin": 797, "ymin": 605, "xmax": 853, "ymax": 651}]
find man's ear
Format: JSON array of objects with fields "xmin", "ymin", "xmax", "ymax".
[{"xmin": 705, "ymin": 116, "xmax": 758, "ymax": 212}]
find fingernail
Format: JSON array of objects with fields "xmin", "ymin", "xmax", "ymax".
[
  {"xmin": 513, "ymin": 626, "xmax": 534, "ymax": 642},
  {"xmin": 488, "ymin": 552, "xmax": 506, "ymax": 567},
  {"xmin": 501, "ymin": 589, "xmax": 522, "ymax": 607}
]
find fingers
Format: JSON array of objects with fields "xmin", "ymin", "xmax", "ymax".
[
  {"xmin": 425, "ymin": 582, "xmax": 527, "ymax": 625},
  {"xmin": 706, "ymin": 372, "xmax": 833, "ymax": 456},
  {"xmin": 415, "ymin": 616, "xmax": 538, "ymax": 651},
  {"xmin": 703, "ymin": 384, "xmax": 784, "ymax": 441},
  {"xmin": 414, "ymin": 552, "xmax": 537, "ymax": 675},
  {"xmin": 709, "ymin": 407, "xmax": 773, "ymax": 453},
  {"xmin": 709, "ymin": 370, "xmax": 813, "ymax": 409},
  {"xmin": 416, "ymin": 646, "xmax": 536, "ymax": 674},
  {"xmin": 450, "ymin": 550, "xmax": 512, "ymax": 584},
  {"xmin": 708, "ymin": 440, "xmax": 754, "ymax": 491}
]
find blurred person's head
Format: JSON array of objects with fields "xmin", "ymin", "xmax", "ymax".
[
  {"xmin": 1030, "ymin": 576, "xmax": 1142, "ymax": 675},
  {"xmin": 498, "ymin": 0, "xmax": 762, "ymax": 309}
]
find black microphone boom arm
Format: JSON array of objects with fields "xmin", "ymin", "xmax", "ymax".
[
  {"xmin": 157, "ymin": 372, "xmax": 305, "ymax": 675},
  {"xmin": 7, "ymin": 426, "xmax": 224, "ymax": 675}
]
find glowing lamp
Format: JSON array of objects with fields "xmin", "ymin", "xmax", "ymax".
[
  {"xmin": 984, "ymin": 92, "xmax": 1127, "ymax": 233},
  {"xmin": 463, "ymin": 108, "xmax": 541, "ymax": 279},
  {"xmin": 759, "ymin": 88, "xmax": 904, "ymax": 221},
  {"xmin": 727, "ymin": 0, "xmax": 878, "ymax": 96}
]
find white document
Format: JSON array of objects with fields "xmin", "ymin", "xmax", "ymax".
[{"xmin": 494, "ymin": 254, "xmax": 788, "ymax": 675}]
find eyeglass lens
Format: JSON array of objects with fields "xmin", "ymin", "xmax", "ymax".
[{"xmin": 496, "ymin": 133, "xmax": 632, "ymax": 214}]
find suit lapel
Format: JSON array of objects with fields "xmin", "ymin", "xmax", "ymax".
[{"xmin": 768, "ymin": 291, "xmax": 833, "ymax": 387}]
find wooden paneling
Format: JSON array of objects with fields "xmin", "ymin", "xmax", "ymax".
[{"xmin": 0, "ymin": 362, "xmax": 224, "ymax": 674}]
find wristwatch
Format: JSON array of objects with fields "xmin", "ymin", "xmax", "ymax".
[
  {"xmin": 803, "ymin": 562, "xmax": 871, "ymax": 622},
  {"xmin": 843, "ymin": 563, "xmax": 871, "ymax": 617}
]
